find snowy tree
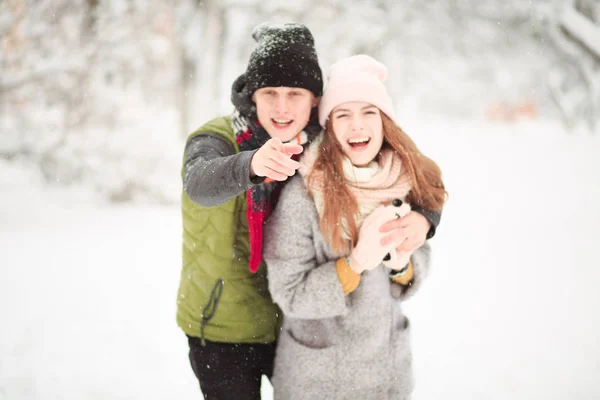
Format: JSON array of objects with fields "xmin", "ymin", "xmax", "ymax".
[
  {"xmin": 545, "ymin": 0, "xmax": 600, "ymax": 130},
  {"xmin": 0, "ymin": 0, "xmax": 591, "ymax": 205},
  {"xmin": 1, "ymin": 0, "xmax": 183, "ymax": 202}
]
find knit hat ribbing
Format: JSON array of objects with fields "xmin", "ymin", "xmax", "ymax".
[
  {"xmin": 243, "ymin": 22, "xmax": 323, "ymax": 98},
  {"xmin": 318, "ymin": 54, "xmax": 396, "ymax": 127}
]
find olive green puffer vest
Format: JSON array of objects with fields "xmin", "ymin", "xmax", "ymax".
[{"xmin": 176, "ymin": 116, "xmax": 280, "ymax": 344}]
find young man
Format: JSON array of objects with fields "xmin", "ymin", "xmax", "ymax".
[{"xmin": 177, "ymin": 23, "xmax": 439, "ymax": 399}]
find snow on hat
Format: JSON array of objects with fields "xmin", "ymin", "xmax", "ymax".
[
  {"xmin": 244, "ymin": 22, "xmax": 323, "ymax": 97},
  {"xmin": 318, "ymin": 54, "xmax": 396, "ymax": 127}
]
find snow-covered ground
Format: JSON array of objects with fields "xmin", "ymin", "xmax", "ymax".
[{"xmin": 1, "ymin": 119, "xmax": 599, "ymax": 399}]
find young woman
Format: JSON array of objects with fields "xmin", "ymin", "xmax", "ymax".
[{"xmin": 264, "ymin": 54, "xmax": 447, "ymax": 399}]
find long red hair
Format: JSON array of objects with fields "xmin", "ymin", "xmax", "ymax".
[{"xmin": 306, "ymin": 111, "xmax": 447, "ymax": 253}]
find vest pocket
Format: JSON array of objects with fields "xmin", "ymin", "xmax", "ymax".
[{"xmin": 199, "ymin": 278, "xmax": 224, "ymax": 346}]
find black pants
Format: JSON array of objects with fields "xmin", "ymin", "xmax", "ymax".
[{"xmin": 187, "ymin": 335, "xmax": 276, "ymax": 400}]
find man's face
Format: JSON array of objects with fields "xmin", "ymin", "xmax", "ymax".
[{"xmin": 253, "ymin": 87, "xmax": 318, "ymax": 142}]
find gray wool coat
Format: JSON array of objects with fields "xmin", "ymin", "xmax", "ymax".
[{"xmin": 263, "ymin": 176, "xmax": 431, "ymax": 400}]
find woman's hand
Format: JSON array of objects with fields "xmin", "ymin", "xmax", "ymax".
[
  {"xmin": 379, "ymin": 211, "xmax": 431, "ymax": 253},
  {"xmin": 349, "ymin": 205, "xmax": 408, "ymax": 274}
]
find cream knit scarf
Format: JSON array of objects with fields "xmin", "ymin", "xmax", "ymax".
[{"xmin": 298, "ymin": 137, "xmax": 412, "ymax": 239}]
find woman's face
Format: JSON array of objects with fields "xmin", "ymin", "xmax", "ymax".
[{"xmin": 330, "ymin": 101, "xmax": 384, "ymax": 167}]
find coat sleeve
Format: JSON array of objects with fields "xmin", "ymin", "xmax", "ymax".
[
  {"xmin": 183, "ymin": 132, "xmax": 265, "ymax": 207},
  {"xmin": 264, "ymin": 177, "xmax": 349, "ymax": 320},
  {"xmin": 411, "ymin": 205, "xmax": 441, "ymax": 239},
  {"xmin": 390, "ymin": 242, "xmax": 431, "ymax": 300}
]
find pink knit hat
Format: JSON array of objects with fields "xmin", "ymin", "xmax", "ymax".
[{"xmin": 318, "ymin": 54, "xmax": 397, "ymax": 127}]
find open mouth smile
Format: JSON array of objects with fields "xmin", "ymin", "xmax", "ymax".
[
  {"xmin": 272, "ymin": 118, "xmax": 294, "ymax": 128},
  {"xmin": 347, "ymin": 137, "xmax": 371, "ymax": 149}
]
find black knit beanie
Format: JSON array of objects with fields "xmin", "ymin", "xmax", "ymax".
[{"xmin": 243, "ymin": 22, "xmax": 323, "ymax": 98}]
